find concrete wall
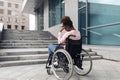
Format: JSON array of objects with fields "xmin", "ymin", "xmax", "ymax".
[
  {"xmin": 65, "ymin": 0, "xmax": 78, "ymax": 29},
  {"xmin": 45, "ymin": 25, "xmax": 61, "ymax": 38},
  {"xmin": 44, "ymin": 0, "xmax": 49, "ymax": 30}
]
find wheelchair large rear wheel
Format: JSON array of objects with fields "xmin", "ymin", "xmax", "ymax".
[
  {"xmin": 52, "ymin": 49, "xmax": 73, "ymax": 80},
  {"xmin": 74, "ymin": 49, "xmax": 92, "ymax": 76}
]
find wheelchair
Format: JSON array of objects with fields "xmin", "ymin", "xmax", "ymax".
[{"xmin": 46, "ymin": 35, "xmax": 93, "ymax": 80}]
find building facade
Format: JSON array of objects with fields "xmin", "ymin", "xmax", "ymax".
[
  {"xmin": 0, "ymin": 0, "xmax": 29, "ymax": 30},
  {"xmin": 22, "ymin": 0, "xmax": 120, "ymax": 46}
]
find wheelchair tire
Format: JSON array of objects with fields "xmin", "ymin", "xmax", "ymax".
[
  {"xmin": 74, "ymin": 49, "xmax": 92, "ymax": 76},
  {"xmin": 51, "ymin": 49, "xmax": 73, "ymax": 80}
]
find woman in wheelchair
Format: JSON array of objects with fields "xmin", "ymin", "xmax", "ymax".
[{"xmin": 47, "ymin": 16, "xmax": 83, "ymax": 70}]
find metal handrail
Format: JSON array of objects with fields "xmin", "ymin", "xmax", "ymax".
[
  {"xmin": 87, "ymin": 22, "xmax": 120, "ymax": 30},
  {"xmin": 78, "ymin": 5, "xmax": 86, "ymax": 10}
]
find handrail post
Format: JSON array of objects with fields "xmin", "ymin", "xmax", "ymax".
[{"xmin": 85, "ymin": 0, "xmax": 88, "ymax": 45}]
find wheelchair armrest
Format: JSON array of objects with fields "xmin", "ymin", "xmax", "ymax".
[
  {"xmin": 58, "ymin": 43, "xmax": 63, "ymax": 47},
  {"xmin": 53, "ymin": 43, "xmax": 63, "ymax": 46},
  {"xmin": 54, "ymin": 43, "xmax": 64, "ymax": 51}
]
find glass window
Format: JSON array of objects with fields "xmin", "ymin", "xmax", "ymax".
[
  {"xmin": 0, "ymin": 9, "xmax": 4, "ymax": 14},
  {"xmin": 15, "ymin": 4, "xmax": 18, "ymax": 8},
  {"xmin": 78, "ymin": 0, "xmax": 87, "ymax": 44},
  {"xmin": 0, "ymin": 1, "xmax": 4, "ymax": 6},
  {"xmin": 8, "ymin": 3, "xmax": 11, "ymax": 7},
  {"xmin": 15, "ymin": 18, "xmax": 19, "ymax": 23},
  {"xmin": 36, "ymin": 3, "xmax": 44, "ymax": 30},
  {"xmin": 15, "ymin": 25, "xmax": 18, "ymax": 29},
  {"xmin": 49, "ymin": 0, "xmax": 65, "ymax": 27},
  {"xmin": 8, "ymin": 10, "xmax": 12, "ymax": 15},
  {"xmin": 88, "ymin": 0, "xmax": 120, "ymax": 45},
  {"xmin": 7, "ymin": 25, "xmax": 11, "ymax": 29},
  {"xmin": 22, "ymin": 18, "xmax": 26, "ymax": 24},
  {"xmin": 7, "ymin": 17, "xmax": 12, "ymax": 23},
  {"xmin": 88, "ymin": 0, "xmax": 120, "ymax": 27},
  {"xmin": 0, "ymin": 16, "xmax": 4, "ymax": 21},
  {"xmin": 78, "ymin": 0, "xmax": 120, "ymax": 45},
  {"xmin": 21, "ymin": 26, "xmax": 25, "ymax": 30},
  {"xmin": 89, "ymin": 24, "xmax": 120, "ymax": 45}
]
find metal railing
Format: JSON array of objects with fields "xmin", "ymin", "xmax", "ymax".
[{"xmin": 87, "ymin": 22, "xmax": 120, "ymax": 30}]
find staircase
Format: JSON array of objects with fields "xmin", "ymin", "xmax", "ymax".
[
  {"xmin": 0, "ymin": 30, "xmax": 57, "ymax": 48},
  {"xmin": 0, "ymin": 30, "xmax": 103, "ymax": 67}
]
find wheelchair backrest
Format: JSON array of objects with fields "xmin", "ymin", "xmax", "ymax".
[{"xmin": 65, "ymin": 35, "xmax": 82, "ymax": 59}]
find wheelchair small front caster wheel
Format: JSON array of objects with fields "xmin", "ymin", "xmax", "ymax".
[{"xmin": 47, "ymin": 68, "xmax": 53, "ymax": 75}]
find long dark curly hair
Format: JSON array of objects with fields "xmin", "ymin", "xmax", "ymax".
[{"xmin": 61, "ymin": 16, "xmax": 74, "ymax": 29}]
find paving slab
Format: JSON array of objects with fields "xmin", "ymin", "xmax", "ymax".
[{"xmin": 0, "ymin": 59, "xmax": 119, "ymax": 80}]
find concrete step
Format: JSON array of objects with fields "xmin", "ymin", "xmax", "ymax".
[
  {"xmin": 0, "ymin": 50, "xmax": 102, "ymax": 60},
  {"xmin": 2, "ymin": 37, "xmax": 56, "ymax": 40},
  {"xmin": 0, "ymin": 54, "xmax": 102, "ymax": 67},
  {"xmin": 0, "ymin": 48, "xmax": 48, "ymax": 53},
  {"xmin": 83, "ymin": 51, "xmax": 97, "ymax": 56},
  {"xmin": 83, "ymin": 48, "xmax": 92, "ymax": 52},
  {"xmin": 0, "ymin": 59, "xmax": 47, "ymax": 67},
  {"xmin": 0, "ymin": 43, "xmax": 52, "ymax": 47},
  {"xmin": 0, "ymin": 48, "xmax": 97, "ymax": 56},
  {"xmin": 0, "ymin": 40, "xmax": 57, "ymax": 43},
  {"xmin": 0, "ymin": 48, "xmax": 102, "ymax": 67},
  {"xmin": 91, "ymin": 55, "xmax": 103, "ymax": 60},
  {"xmin": 0, "ymin": 48, "xmax": 94, "ymax": 55},
  {"xmin": 0, "ymin": 41, "xmax": 54, "ymax": 49},
  {"xmin": 2, "ymin": 30, "xmax": 49, "ymax": 35},
  {"xmin": 82, "ymin": 55, "xmax": 103, "ymax": 61},
  {"xmin": 0, "ymin": 51, "xmax": 101, "ymax": 62},
  {"xmin": 0, "ymin": 54, "xmax": 48, "ymax": 61},
  {"xmin": 2, "ymin": 30, "xmax": 57, "ymax": 40},
  {"xmin": 0, "ymin": 43, "xmax": 55, "ymax": 45},
  {"xmin": 0, "ymin": 45, "xmax": 49, "ymax": 49},
  {"xmin": 1, "ymin": 30, "xmax": 57, "ymax": 49},
  {"xmin": 0, "ymin": 51, "xmax": 48, "ymax": 56},
  {"xmin": 82, "ymin": 51, "xmax": 103, "ymax": 60}
]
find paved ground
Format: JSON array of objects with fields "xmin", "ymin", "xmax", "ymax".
[{"xmin": 0, "ymin": 59, "xmax": 120, "ymax": 80}]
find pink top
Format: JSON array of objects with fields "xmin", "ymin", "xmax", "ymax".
[{"xmin": 58, "ymin": 30, "xmax": 81, "ymax": 44}]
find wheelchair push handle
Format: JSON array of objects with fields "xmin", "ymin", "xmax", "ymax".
[
  {"xmin": 67, "ymin": 35, "xmax": 76, "ymax": 39},
  {"xmin": 67, "ymin": 35, "xmax": 88, "ymax": 39}
]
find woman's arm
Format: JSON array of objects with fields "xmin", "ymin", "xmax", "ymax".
[{"xmin": 58, "ymin": 32, "xmax": 70, "ymax": 44}]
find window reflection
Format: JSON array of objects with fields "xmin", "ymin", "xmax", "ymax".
[{"xmin": 49, "ymin": 0, "xmax": 65, "ymax": 27}]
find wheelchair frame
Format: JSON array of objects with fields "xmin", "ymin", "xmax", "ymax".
[{"xmin": 46, "ymin": 35, "xmax": 93, "ymax": 80}]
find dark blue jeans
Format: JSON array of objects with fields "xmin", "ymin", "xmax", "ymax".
[{"xmin": 48, "ymin": 44, "xmax": 58, "ymax": 57}]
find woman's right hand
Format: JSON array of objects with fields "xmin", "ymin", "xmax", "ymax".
[{"xmin": 59, "ymin": 26, "xmax": 65, "ymax": 32}]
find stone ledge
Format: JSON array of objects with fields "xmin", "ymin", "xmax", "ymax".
[{"xmin": 83, "ymin": 45, "xmax": 120, "ymax": 61}]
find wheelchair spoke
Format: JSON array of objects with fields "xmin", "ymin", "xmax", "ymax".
[
  {"xmin": 52, "ymin": 49, "xmax": 73, "ymax": 80},
  {"xmin": 74, "ymin": 49, "xmax": 93, "ymax": 76}
]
